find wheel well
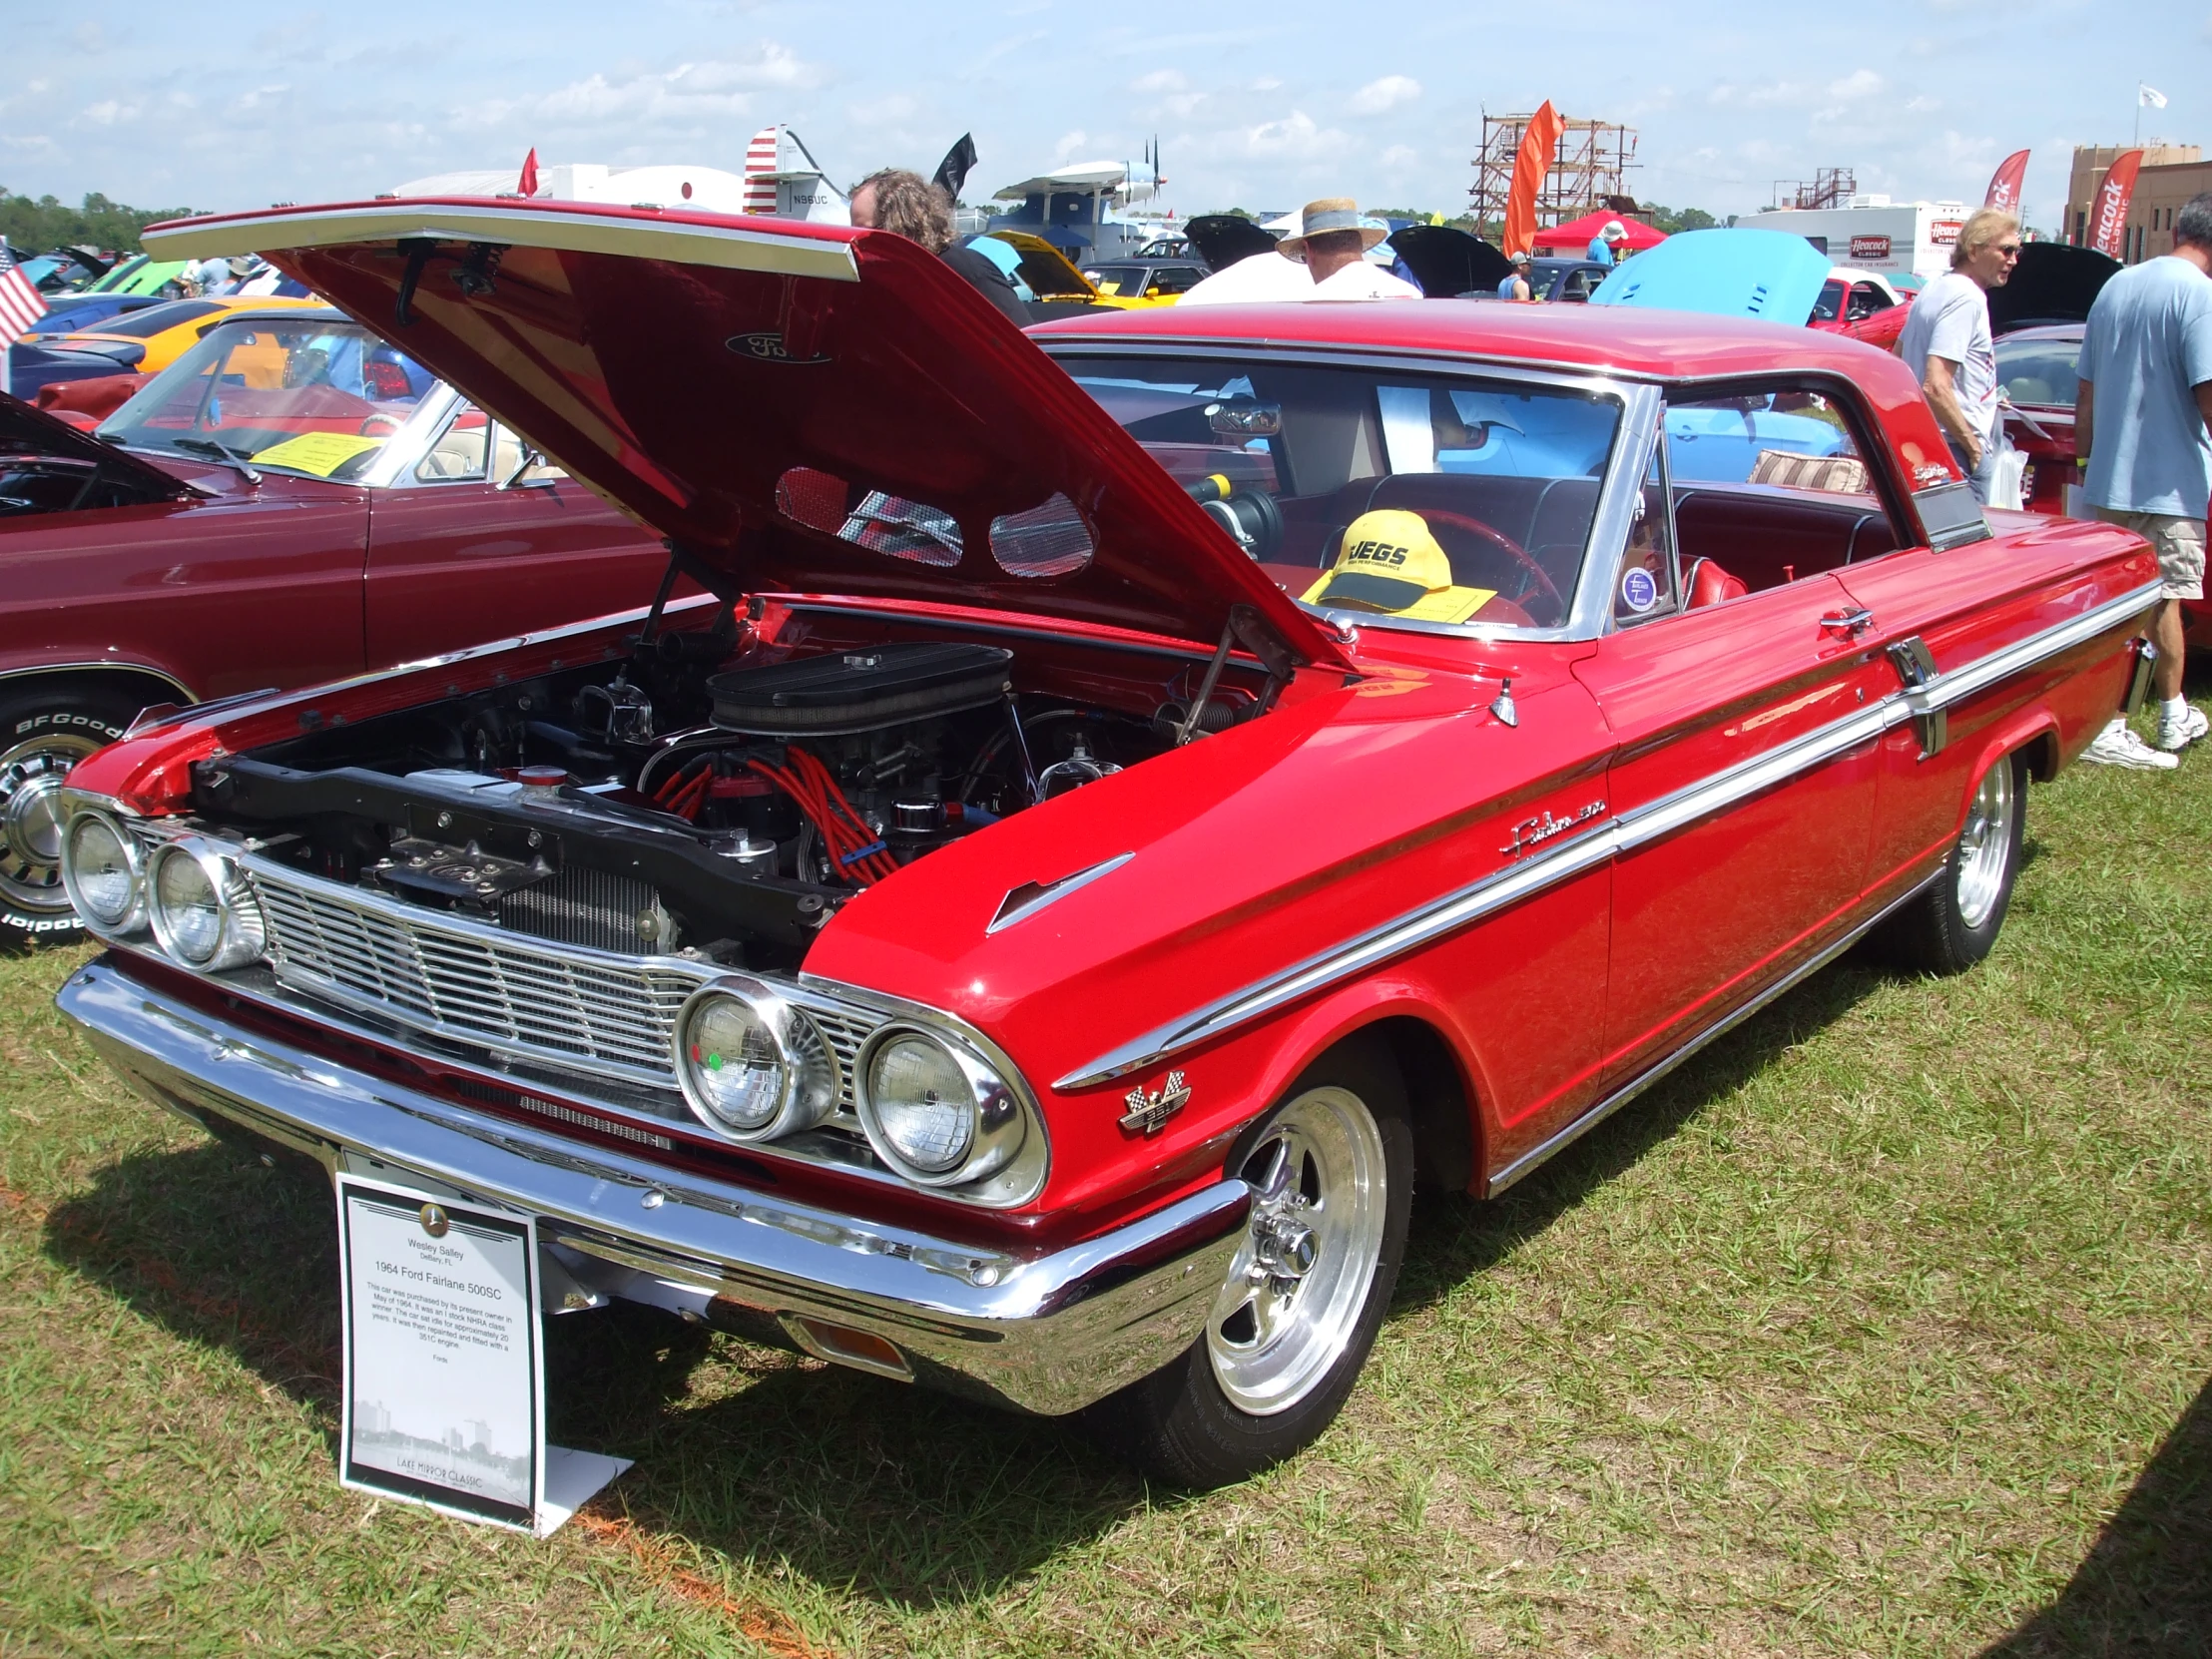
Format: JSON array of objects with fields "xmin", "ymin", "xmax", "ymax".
[
  {"xmin": 1361, "ymin": 1015, "xmax": 1478, "ymax": 1194},
  {"xmin": 2018, "ymin": 728, "xmax": 2059, "ymax": 784},
  {"xmin": 0, "ymin": 666, "xmax": 193, "ymax": 727}
]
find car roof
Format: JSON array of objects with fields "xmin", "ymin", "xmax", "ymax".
[
  {"xmin": 1995, "ymin": 321, "xmax": 2084, "ymax": 343},
  {"xmin": 1025, "ymin": 295, "xmax": 1921, "ymax": 387}
]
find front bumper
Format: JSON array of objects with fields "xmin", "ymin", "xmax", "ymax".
[{"xmin": 57, "ymin": 956, "xmax": 1248, "ymax": 1416}]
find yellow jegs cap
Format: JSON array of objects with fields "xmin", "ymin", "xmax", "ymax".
[{"xmin": 1301, "ymin": 509, "xmax": 1495, "ymax": 624}]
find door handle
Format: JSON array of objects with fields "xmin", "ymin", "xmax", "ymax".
[{"xmin": 1820, "ymin": 608, "xmax": 1875, "ymax": 638}]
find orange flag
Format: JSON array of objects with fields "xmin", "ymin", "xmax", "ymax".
[{"xmin": 1502, "ymin": 102, "xmax": 1563, "ymax": 259}]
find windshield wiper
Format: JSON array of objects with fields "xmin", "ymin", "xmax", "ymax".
[{"xmin": 170, "ymin": 436, "xmax": 262, "ymax": 484}]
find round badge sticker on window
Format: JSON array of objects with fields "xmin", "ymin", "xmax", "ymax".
[{"xmin": 1621, "ymin": 567, "xmax": 1659, "ymax": 613}]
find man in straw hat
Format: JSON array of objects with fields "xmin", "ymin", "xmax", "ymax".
[{"xmin": 1181, "ymin": 198, "xmax": 1420, "ymax": 305}]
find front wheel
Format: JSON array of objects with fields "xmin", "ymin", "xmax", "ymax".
[
  {"xmin": 1, "ymin": 686, "xmax": 141, "ymax": 951},
  {"xmin": 1879, "ymin": 750, "xmax": 2027, "ymax": 975},
  {"xmin": 1090, "ymin": 1042, "xmax": 1414, "ymax": 1488}
]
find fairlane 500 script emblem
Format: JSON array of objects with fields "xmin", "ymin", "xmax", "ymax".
[
  {"xmin": 1499, "ymin": 800, "xmax": 1606, "ymax": 858},
  {"xmin": 1120, "ymin": 1070, "xmax": 1192, "ymax": 1137},
  {"xmin": 725, "ymin": 330, "xmax": 829, "ymax": 364}
]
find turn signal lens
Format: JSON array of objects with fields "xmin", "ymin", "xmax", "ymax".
[{"xmin": 61, "ymin": 812, "xmax": 143, "ymax": 932}]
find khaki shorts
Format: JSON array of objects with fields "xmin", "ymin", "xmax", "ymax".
[{"xmin": 2092, "ymin": 506, "xmax": 2206, "ymax": 600}]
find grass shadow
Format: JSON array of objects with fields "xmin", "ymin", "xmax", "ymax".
[
  {"xmin": 1985, "ymin": 1373, "xmax": 2212, "ymax": 1657},
  {"xmin": 1394, "ymin": 954, "xmax": 1892, "ymax": 1310},
  {"xmin": 42, "ymin": 1130, "xmax": 1151, "ymax": 1610}
]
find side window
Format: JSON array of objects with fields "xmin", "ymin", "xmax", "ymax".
[
  {"xmin": 415, "ymin": 405, "xmax": 491, "ymax": 483},
  {"xmin": 1664, "ymin": 385, "xmax": 1906, "ymax": 596},
  {"xmin": 490, "ymin": 423, "xmax": 568, "ymax": 484},
  {"xmin": 1613, "ymin": 444, "xmax": 1677, "ymax": 626}
]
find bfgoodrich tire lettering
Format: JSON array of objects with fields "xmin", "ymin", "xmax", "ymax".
[
  {"xmin": 0, "ymin": 685, "xmax": 141, "ymax": 952},
  {"xmin": 1088, "ymin": 1036, "xmax": 1414, "ymax": 1488},
  {"xmin": 1880, "ymin": 750, "xmax": 2027, "ymax": 976}
]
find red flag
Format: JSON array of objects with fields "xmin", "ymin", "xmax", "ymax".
[
  {"xmin": 517, "ymin": 148, "xmax": 540, "ymax": 197},
  {"xmin": 1501, "ymin": 101, "xmax": 1564, "ymax": 259},
  {"xmin": 1983, "ymin": 149, "xmax": 2029, "ymax": 212},
  {"xmin": 2089, "ymin": 150, "xmax": 2144, "ymax": 259}
]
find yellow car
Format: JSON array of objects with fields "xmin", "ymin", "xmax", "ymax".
[
  {"xmin": 979, "ymin": 231, "xmax": 1191, "ymax": 314},
  {"xmin": 1075, "ymin": 256, "xmax": 1209, "ymax": 305},
  {"xmin": 35, "ymin": 295, "xmax": 326, "ymax": 376}
]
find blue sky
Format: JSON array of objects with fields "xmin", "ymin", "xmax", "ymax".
[{"xmin": 2, "ymin": 1, "xmax": 2200, "ymax": 233}]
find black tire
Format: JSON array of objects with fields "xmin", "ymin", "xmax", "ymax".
[
  {"xmin": 1088, "ymin": 1036, "xmax": 1415, "ymax": 1489},
  {"xmin": 1879, "ymin": 750, "xmax": 2027, "ymax": 976},
  {"xmin": 0, "ymin": 683, "xmax": 143, "ymax": 952}
]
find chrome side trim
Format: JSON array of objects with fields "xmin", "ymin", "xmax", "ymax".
[
  {"xmin": 56, "ymin": 956, "xmax": 1246, "ymax": 1417},
  {"xmin": 1055, "ymin": 578, "xmax": 2159, "ymax": 1092},
  {"xmin": 1483, "ymin": 864, "xmax": 1945, "ymax": 1196},
  {"xmin": 986, "ymin": 851, "xmax": 1134, "ymax": 935},
  {"xmin": 146, "ymin": 202, "xmax": 862, "ymax": 283}
]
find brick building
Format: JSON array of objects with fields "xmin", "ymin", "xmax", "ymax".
[{"xmin": 2065, "ymin": 143, "xmax": 2205, "ymax": 262}]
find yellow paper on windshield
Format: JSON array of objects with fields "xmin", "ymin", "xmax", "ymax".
[{"xmin": 250, "ymin": 431, "xmax": 384, "ymax": 477}]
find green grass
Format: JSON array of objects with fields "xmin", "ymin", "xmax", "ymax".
[{"xmin": 2, "ymin": 713, "xmax": 2207, "ymax": 1657}]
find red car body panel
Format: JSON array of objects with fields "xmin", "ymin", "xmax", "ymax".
[{"xmin": 74, "ymin": 204, "xmax": 2159, "ymax": 1253}]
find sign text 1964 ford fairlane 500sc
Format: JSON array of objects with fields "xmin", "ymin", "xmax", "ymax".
[{"xmin": 54, "ymin": 200, "xmax": 2160, "ymax": 1487}]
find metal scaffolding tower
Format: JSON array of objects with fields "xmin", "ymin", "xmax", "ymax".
[
  {"xmin": 1468, "ymin": 113, "xmax": 1639, "ymax": 233},
  {"xmin": 1769, "ymin": 168, "xmax": 1857, "ymax": 211}
]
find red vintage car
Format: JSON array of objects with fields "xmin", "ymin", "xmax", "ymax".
[
  {"xmin": 55, "ymin": 201, "xmax": 2160, "ymax": 1489},
  {"xmin": 0, "ymin": 306, "xmax": 665, "ymax": 947}
]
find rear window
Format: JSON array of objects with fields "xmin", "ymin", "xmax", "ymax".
[
  {"xmin": 1995, "ymin": 336, "xmax": 2081, "ymax": 409},
  {"xmin": 90, "ymin": 299, "xmax": 224, "ymax": 338}
]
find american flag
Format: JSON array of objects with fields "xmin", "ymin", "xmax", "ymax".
[
  {"xmin": 0, "ymin": 239, "xmax": 49, "ymax": 341},
  {"xmin": 744, "ymin": 126, "xmax": 781, "ymax": 215}
]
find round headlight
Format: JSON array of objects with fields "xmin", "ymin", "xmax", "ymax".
[
  {"xmin": 857, "ymin": 1027, "xmax": 1025, "ymax": 1187},
  {"xmin": 148, "ymin": 840, "xmax": 266, "ymax": 970},
  {"xmin": 61, "ymin": 812, "xmax": 144, "ymax": 932},
  {"xmin": 674, "ymin": 982, "xmax": 835, "ymax": 1141}
]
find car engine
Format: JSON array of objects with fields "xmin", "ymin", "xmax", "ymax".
[{"xmin": 194, "ymin": 623, "xmax": 1198, "ymax": 972}]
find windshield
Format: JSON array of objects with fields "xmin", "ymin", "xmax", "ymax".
[
  {"xmin": 99, "ymin": 318, "xmax": 436, "ymax": 481},
  {"xmin": 1995, "ymin": 334, "xmax": 2081, "ymax": 408},
  {"xmin": 1059, "ymin": 354, "xmax": 1624, "ymax": 629}
]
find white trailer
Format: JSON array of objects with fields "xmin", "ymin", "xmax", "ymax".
[{"xmin": 1742, "ymin": 195, "xmax": 1969, "ymax": 282}]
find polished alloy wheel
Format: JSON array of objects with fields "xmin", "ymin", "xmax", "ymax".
[
  {"xmin": 1952, "ymin": 760, "xmax": 2017, "ymax": 931},
  {"xmin": 0, "ymin": 733, "xmax": 103, "ymax": 918},
  {"xmin": 1206, "ymin": 1086, "xmax": 1388, "ymax": 1415}
]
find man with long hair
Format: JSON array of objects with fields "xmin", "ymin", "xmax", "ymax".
[{"xmin": 849, "ymin": 168, "xmax": 1027, "ymax": 324}]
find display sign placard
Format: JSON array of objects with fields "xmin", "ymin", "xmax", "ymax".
[{"xmin": 337, "ymin": 1179, "xmax": 629, "ymax": 1534}]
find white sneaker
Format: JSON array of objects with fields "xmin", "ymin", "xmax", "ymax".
[
  {"xmin": 2082, "ymin": 719, "xmax": 2180, "ymax": 770},
  {"xmin": 2154, "ymin": 703, "xmax": 2209, "ymax": 753}
]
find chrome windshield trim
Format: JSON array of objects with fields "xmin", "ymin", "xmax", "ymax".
[
  {"xmin": 1055, "ymin": 576, "xmax": 2156, "ymax": 1092},
  {"xmin": 353, "ymin": 379, "xmax": 464, "ymax": 491}
]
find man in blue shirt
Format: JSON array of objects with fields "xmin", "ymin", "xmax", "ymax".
[
  {"xmin": 1584, "ymin": 220, "xmax": 1627, "ymax": 267},
  {"xmin": 1497, "ymin": 251, "xmax": 1533, "ymax": 300},
  {"xmin": 2077, "ymin": 190, "xmax": 2212, "ymax": 764}
]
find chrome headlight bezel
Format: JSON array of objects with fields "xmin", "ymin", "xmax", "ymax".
[
  {"xmin": 855, "ymin": 1023, "xmax": 1028, "ymax": 1190},
  {"xmin": 60, "ymin": 809, "xmax": 148, "ymax": 936},
  {"xmin": 673, "ymin": 978, "xmax": 837, "ymax": 1142},
  {"xmin": 146, "ymin": 837, "xmax": 267, "ymax": 971}
]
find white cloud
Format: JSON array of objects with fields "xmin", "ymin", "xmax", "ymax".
[
  {"xmin": 1051, "ymin": 130, "xmax": 1088, "ymax": 163},
  {"xmin": 1227, "ymin": 110, "xmax": 1350, "ymax": 162},
  {"xmin": 1349, "ymin": 75, "xmax": 1419, "ymax": 116},
  {"xmin": 76, "ymin": 100, "xmax": 141, "ymax": 128},
  {"xmin": 1380, "ymin": 144, "xmax": 1416, "ymax": 168},
  {"xmin": 1132, "ymin": 69, "xmax": 1186, "ymax": 94},
  {"xmin": 848, "ymin": 94, "xmax": 918, "ymax": 127},
  {"xmin": 1827, "ymin": 69, "xmax": 1883, "ymax": 99},
  {"xmin": 458, "ymin": 45, "xmax": 822, "ymax": 132}
]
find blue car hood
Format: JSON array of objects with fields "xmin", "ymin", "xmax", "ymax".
[{"xmin": 1589, "ymin": 229, "xmax": 1834, "ymax": 324}]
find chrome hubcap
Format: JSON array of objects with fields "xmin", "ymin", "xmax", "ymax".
[
  {"xmin": 1206, "ymin": 1086, "xmax": 1387, "ymax": 1416},
  {"xmin": 0, "ymin": 734, "xmax": 102, "ymax": 914},
  {"xmin": 1953, "ymin": 760, "xmax": 2016, "ymax": 931}
]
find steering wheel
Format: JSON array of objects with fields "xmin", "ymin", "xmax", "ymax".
[{"xmin": 1407, "ymin": 507, "xmax": 1563, "ymax": 620}]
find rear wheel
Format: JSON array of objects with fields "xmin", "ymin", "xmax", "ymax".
[
  {"xmin": 1091, "ymin": 1041, "xmax": 1413, "ymax": 1488},
  {"xmin": 1880, "ymin": 750, "xmax": 2026, "ymax": 975},
  {"xmin": 0, "ymin": 685, "xmax": 142, "ymax": 951}
]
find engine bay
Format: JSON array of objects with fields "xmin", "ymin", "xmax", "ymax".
[{"xmin": 193, "ymin": 610, "xmax": 1258, "ymax": 972}]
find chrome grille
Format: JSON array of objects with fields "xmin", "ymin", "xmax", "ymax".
[
  {"xmin": 808, "ymin": 1005, "xmax": 877, "ymax": 1118},
  {"xmin": 245, "ymin": 859, "xmax": 708, "ymax": 1089},
  {"xmin": 497, "ymin": 865, "xmax": 665, "ymax": 955}
]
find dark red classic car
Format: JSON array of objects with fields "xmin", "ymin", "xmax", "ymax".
[
  {"xmin": 56, "ymin": 201, "xmax": 2159, "ymax": 1488},
  {"xmin": 0, "ymin": 306, "xmax": 664, "ymax": 946}
]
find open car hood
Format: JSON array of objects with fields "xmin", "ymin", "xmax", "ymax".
[
  {"xmin": 1989, "ymin": 243, "xmax": 2118, "ymax": 333},
  {"xmin": 1590, "ymin": 228, "xmax": 1834, "ymax": 325},
  {"xmin": 146, "ymin": 199, "xmax": 1346, "ymax": 668},
  {"xmin": 1388, "ymin": 227, "xmax": 1513, "ymax": 298},
  {"xmin": 985, "ymin": 231, "xmax": 1103, "ymax": 301},
  {"xmin": 0, "ymin": 386, "xmax": 195, "ymax": 496},
  {"xmin": 1186, "ymin": 214, "xmax": 1281, "ymax": 274}
]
